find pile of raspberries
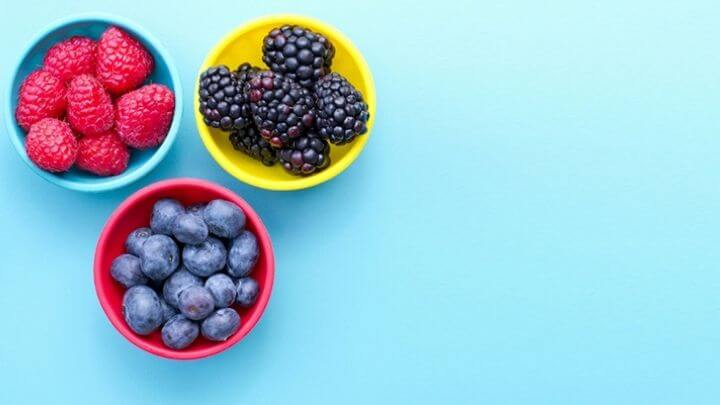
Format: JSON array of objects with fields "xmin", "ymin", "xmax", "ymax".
[
  {"xmin": 198, "ymin": 24, "xmax": 370, "ymax": 176},
  {"xmin": 15, "ymin": 26, "xmax": 175, "ymax": 176}
]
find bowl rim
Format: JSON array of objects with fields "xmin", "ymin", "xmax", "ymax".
[
  {"xmin": 4, "ymin": 12, "xmax": 183, "ymax": 193},
  {"xmin": 93, "ymin": 178, "xmax": 275, "ymax": 360},
  {"xmin": 194, "ymin": 14, "xmax": 376, "ymax": 191}
]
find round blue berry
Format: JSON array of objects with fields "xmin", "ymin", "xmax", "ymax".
[
  {"xmin": 171, "ymin": 213, "xmax": 208, "ymax": 245},
  {"xmin": 178, "ymin": 286, "xmax": 215, "ymax": 320},
  {"xmin": 182, "ymin": 237, "xmax": 226, "ymax": 277},
  {"xmin": 205, "ymin": 274, "xmax": 236, "ymax": 308},
  {"xmin": 125, "ymin": 227, "xmax": 153, "ymax": 256},
  {"xmin": 159, "ymin": 297, "xmax": 178, "ymax": 322},
  {"xmin": 227, "ymin": 231, "xmax": 259, "ymax": 277},
  {"xmin": 110, "ymin": 254, "xmax": 147, "ymax": 288},
  {"xmin": 201, "ymin": 308, "xmax": 240, "ymax": 341},
  {"xmin": 161, "ymin": 315, "xmax": 199, "ymax": 350},
  {"xmin": 235, "ymin": 277, "xmax": 260, "ymax": 307},
  {"xmin": 139, "ymin": 234, "xmax": 179, "ymax": 281},
  {"xmin": 122, "ymin": 286, "xmax": 163, "ymax": 335},
  {"xmin": 150, "ymin": 198, "xmax": 185, "ymax": 235},
  {"xmin": 202, "ymin": 199, "xmax": 245, "ymax": 238},
  {"xmin": 162, "ymin": 267, "xmax": 203, "ymax": 308},
  {"xmin": 187, "ymin": 203, "xmax": 206, "ymax": 217}
]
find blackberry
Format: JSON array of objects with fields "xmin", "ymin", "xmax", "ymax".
[
  {"xmin": 314, "ymin": 73, "xmax": 370, "ymax": 145},
  {"xmin": 198, "ymin": 65, "xmax": 252, "ymax": 131},
  {"xmin": 278, "ymin": 133, "xmax": 330, "ymax": 175},
  {"xmin": 262, "ymin": 25, "xmax": 335, "ymax": 89},
  {"xmin": 246, "ymin": 70, "xmax": 315, "ymax": 148},
  {"xmin": 229, "ymin": 126, "xmax": 278, "ymax": 166}
]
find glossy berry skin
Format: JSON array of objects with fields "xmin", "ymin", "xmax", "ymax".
[
  {"xmin": 262, "ymin": 25, "xmax": 334, "ymax": 89},
  {"xmin": 125, "ymin": 227, "xmax": 153, "ymax": 256},
  {"xmin": 76, "ymin": 131, "xmax": 129, "ymax": 176},
  {"xmin": 183, "ymin": 237, "xmax": 227, "ymax": 277},
  {"xmin": 171, "ymin": 213, "xmax": 208, "ymax": 245},
  {"xmin": 235, "ymin": 277, "xmax": 260, "ymax": 307},
  {"xmin": 229, "ymin": 126, "xmax": 277, "ymax": 166},
  {"xmin": 96, "ymin": 26, "xmax": 153, "ymax": 94},
  {"xmin": 66, "ymin": 74, "xmax": 114, "ymax": 137},
  {"xmin": 25, "ymin": 118, "xmax": 77, "ymax": 173},
  {"xmin": 245, "ymin": 70, "xmax": 315, "ymax": 148},
  {"xmin": 150, "ymin": 198, "xmax": 185, "ymax": 235},
  {"xmin": 159, "ymin": 298, "xmax": 178, "ymax": 322},
  {"xmin": 278, "ymin": 133, "xmax": 330, "ymax": 175},
  {"xmin": 313, "ymin": 73, "xmax": 370, "ymax": 145},
  {"xmin": 162, "ymin": 267, "xmax": 203, "ymax": 308},
  {"xmin": 139, "ymin": 234, "xmax": 179, "ymax": 281},
  {"xmin": 227, "ymin": 231, "xmax": 259, "ymax": 278},
  {"xmin": 197, "ymin": 65, "xmax": 256, "ymax": 131},
  {"xmin": 15, "ymin": 70, "xmax": 66, "ymax": 131},
  {"xmin": 116, "ymin": 84, "xmax": 175, "ymax": 149},
  {"xmin": 202, "ymin": 199, "xmax": 245, "ymax": 238},
  {"xmin": 110, "ymin": 253, "xmax": 148, "ymax": 288},
  {"xmin": 201, "ymin": 308, "xmax": 240, "ymax": 341},
  {"xmin": 122, "ymin": 285, "xmax": 163, "ymax": 335},
  {"xmin": 43, "ymin": 36, "xmax": 97, "ymax": 83},
  {"xmin": 178, "ymin": 285, "xmax": 215, "ymax": 320},
  {"xmin": 205, "ymin": 274, "xmax": 236, "ymax": 308},
  {"xmin": 161, "ymin": 315, "xmax": 199, "ymax": 349}
]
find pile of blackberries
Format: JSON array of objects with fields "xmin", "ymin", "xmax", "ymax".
[
  {"xmin": 199, "ymin": 24, "xmax": 370, "ymax": 176},
  {"xmin": 110, "ymin": 198, "xmax": 261, "ymax": 350}
]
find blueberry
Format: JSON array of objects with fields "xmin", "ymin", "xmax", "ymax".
[
  {"xmin": 110, "ymin": 254, "xmax": 147, "ymax": 288},
  {"xmin": 201, "ymin": 308, "xmax": 240, "ymax": 341},
  {"xmin": 125, "ymin": 227, "xmax": 153, "ymax": 256},
  {"xmin": 187, "ymin": 203, "xmax": 206, "ymax": 217},
  {"xmin": 205, "ymin": 274, "xmax": 236, "ymax": 308},
  {"xmin": 161, "ymin": 315, "xmax": 199, "ymax": 349},
  {"xmin": 159, "ymin": 297, "xmax": 178, "ymax": 322},
  {"xmin": 178, "ymin": 286, "xmax": 215, "ymax": 320},
  {"xmin": 162, "ymin": 267, "xmax": 203, "ymax": 308},
  {"xmin": 122, "ymin": 286, "xmax": 163, "ymax": 335},
  {"xmin": 150, "ymin": 198, "xmax": 185, "ymax": 235},
  {"xmin": 172, "ymin": 213, "xmax": 209, "ymax": 245},
  {"xmin": 182, "ymin": 237, "xmax": 226, "ymax": 277},
  {"xmin": 139, "ymin": 234, "xmax": 179, "ymax": 281},
  {"xmin": 227, "ymin": 231, "xmax": 259, "ymax": 277},
  {"xmin": 202, "ymin": 199, "xmax": 245, "ymax": 238},
  {"xmin": 235, "ymin": 277, "xmax": 260, "ymax": 307}
]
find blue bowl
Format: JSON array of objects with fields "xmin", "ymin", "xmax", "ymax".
[{"xmin": 4, "ymin": 13, "xmax": 182, "ymax": 192}]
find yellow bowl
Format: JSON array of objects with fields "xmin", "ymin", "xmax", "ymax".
[{"xmin": 195, "ymin": 14, "xmax": 376, "ymax": 191}]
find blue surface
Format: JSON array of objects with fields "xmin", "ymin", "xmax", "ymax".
[{"xmin": 1, "ymin": 1, "xmax": 719, "ymax": 404}]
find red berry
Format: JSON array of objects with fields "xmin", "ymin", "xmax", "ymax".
[
  {"xmin": 26, "ymin": 118, "xmax": 78, "ymax": 172},
  {"xmin": 96, "ymin": 26, "xmax": 153, "ymax": 95},
  {"xmin": 116, "ymin": 84, "xmax": 175, "ymax": 149},
  {"xmin": 66, "ymin": 74, "xmax": 115, "ymax": 137},
  {"xmin": 15, "ymin": 70, "xmax": 66, "ymax": 131},
  {"xmin": 76, "ymin": 130, "xmax": 129, "ymax": 176},
  {"xmin": 43, "ymin": 36, "xmax": 97, "ymax": 83}
]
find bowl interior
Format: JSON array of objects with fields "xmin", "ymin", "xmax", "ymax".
[
  {"xmin": 7, "ymin": 16, "xmax": 181, "ymax": 192},
  {"xmin": 196, "ymin": 15, "xmax": 376, "ymax": 190},
  {"xmin": 94, "ymin": 179, "xmax": 274, "ymax": 360}
]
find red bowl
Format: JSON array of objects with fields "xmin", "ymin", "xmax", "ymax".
[{"xmin": 94, "ymin": 178, "xmax": 275, "ymax": 360}]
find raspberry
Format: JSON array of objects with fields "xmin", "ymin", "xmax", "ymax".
[
  {"xmin": 25, "ymin": 118, "xmax": 78, "ymax": 172},
  {"xmin": 76, "ymin": 131, "xmax": 129, "ymax": 176},
  {"xmin": 42, "ymin": 36, "xmax": 97, "ymax": 83},
  {"xmin": 15, "ymin": 70, "xmax": 66, "ymax": 131},
  {"xmin": 66, "ymin": 74, "xmax": 114, "ymax": 137},
  {"xmin": 116, "ymin": 84, "xmax": 175, "ymax": 149},
  {"xmin": 96, "ymin": 26, "xmax": 153, "ymax": 95}
]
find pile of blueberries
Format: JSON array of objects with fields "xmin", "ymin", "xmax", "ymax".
[{"xmin": 110, "ymin": 198, "xmax": 261, "ymax": 350}]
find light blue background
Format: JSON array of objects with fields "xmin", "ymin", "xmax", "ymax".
[{"xmin": 1, "ymin": 1, "xmax": 718, "ymax": 404}]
